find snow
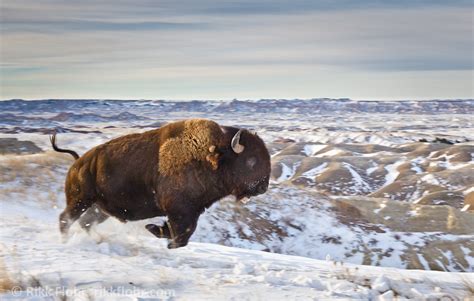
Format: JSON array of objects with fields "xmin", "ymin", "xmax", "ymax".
[
  {"xmin": 421, "ymin": 174, "xmax": 441, "ymax": 185},
  {"xmin": 1, "ymin": 99, "xmax": 474, "ymax": 299},
  {"xmin": 301, "ymin": 162, "xmax": 328, "ymax": 178},
  {"xmin": 410, "ymin": 158, "xmax": 424, "ymax": 174},
  {"xmin": 378, "ymin": 290, "xmax": 395, "ymax": 301},
  {"xmin": 366, "ymin": 161, "xmax": 378, "ymax": 175},
  {"xmin": 464, "ymin": 186, "xmax": 474, "ymax": 195},
  {"xmin": 426, "ymin": 153, "xmax": 474, "ymax": 170},
  {"xmin": 373, "ymin": 203, "xmax": 387, "ymax": 214},
  {"xmin": 2, "ymin": 186, "xmax": 473, "ymax": 300},
  {"xmin": 302, "ymin": 144, "xmax": 327, "ymax": 156},
  {"xmin": 275, "ymin": 163, "xmax": 298, "ymax": 183},
  {"xmin": 343, "ymin": 163, "xmax": 371, "ymax": 191},
  {"xmin": 411, "ymin": 165, "xmax": 423, "ymax": 174},
  {"xmin": 460, "ymin": 246, "xmax": 474, "ymax": 267},
  {"xmin": 417, "ymin": 254, "xmax": 431, "ymax": 271},
  {"xmin": 384, "ymin": 160, "xmax": 404, "ymax": 186},
  {"xmin": 2, "ymin": 199, "xmax": 473, "ymax": 300},
  {"xmin": 371, "ymin": 275, "xmax": 390, "ymax": 293}
]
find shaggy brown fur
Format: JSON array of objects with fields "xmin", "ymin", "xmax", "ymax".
[
  {"xmin": 159, "ymin": 119, "xmax": 224, "ymax": 175},
  {"xmin": 52, "ymin": 119, "xmax": 271, "ymax": 249}
]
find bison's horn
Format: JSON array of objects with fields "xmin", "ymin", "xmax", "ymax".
[{"xmin": 231, "ymin": 129, "xmax": 245, "ymax": 154}]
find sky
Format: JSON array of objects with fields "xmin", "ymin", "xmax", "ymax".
[{"xmin": 0, "ymin": 0, "xmax": 473, "ymax": 100}]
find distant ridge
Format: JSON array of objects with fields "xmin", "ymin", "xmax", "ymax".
[
  {"xmin": 2, "ymin": 98, "xmax": 473, "ymax": 102},
  {"xmin": 1, "ymin": 98, "xmax": 472, "ymax": 115}
]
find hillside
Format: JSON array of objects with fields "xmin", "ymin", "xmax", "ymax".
[
  {"xmin": 1, "ymin": 99, "xmax": 473, "ymax": 299},
  {"xmin": 1, "ymin": 199, "xmax": 473, "ymax": 300}
]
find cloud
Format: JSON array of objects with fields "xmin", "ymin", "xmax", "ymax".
[
  {"xmin": 1, "ymin": 20, "xmax": 209, "ymax": 32},
  {"xmin": 0, "ymin": 0, "xmax": 472, "ymax": 99},
  {"xmin": 2, "ymin": 0, "xmax": 471, "ymax": 22}
]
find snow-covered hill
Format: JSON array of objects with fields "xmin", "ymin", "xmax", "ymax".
[
  {"xmin": 2, "ymin": 141, "xmax": 473, "ymax": 273},
  {"xmin": 1, "ymin": 199, "xmax": 473, "ymax": 300},
  {"xmin": 1, "ymin": 99, "xmax": 474, "ymax": 299}
]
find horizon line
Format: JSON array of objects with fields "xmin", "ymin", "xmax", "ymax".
[{"xmin": 2, "ymin": 98, "xmax": 473, "ymax": 102}]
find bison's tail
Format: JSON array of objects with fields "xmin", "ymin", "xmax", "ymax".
[{"xmin": 50, "ymin": 132, "xmax": 80, "ymax": 160}]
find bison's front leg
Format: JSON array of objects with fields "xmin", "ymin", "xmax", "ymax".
[
  {"xmin": 165, "ymin": 214, "xmax": 199, "ymax": 249},
  {"xmin": 145, "ymin": 223, "xmax": 172, "ymax": 239},
  {"xmin": 145, "ymin": 216, "xmax": 198, "ymax": 248}
]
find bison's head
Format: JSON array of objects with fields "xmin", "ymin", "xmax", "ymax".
[{"xmin": 221, "ymin": 128, "xmax": 271, "ymax": 202}]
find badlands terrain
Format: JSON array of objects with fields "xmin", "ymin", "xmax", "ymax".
[{"xmin": 1, "ymin": 98, "xmax": 473, "ymax": 299}]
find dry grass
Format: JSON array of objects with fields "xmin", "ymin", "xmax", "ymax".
[
  {"xmin": 462, "ymin": 276, "xmax": 474, "ymax": 298},
  {"xmin": 0, "ymin": 259, "xmax": 15, "ymax": 293},
  {"xmin": 331, "ymin": 265, "xmax": 372, "ymax": 289},
  {"xmin": 0, "ymin": 246, "xmax": 46, "ymax": 296},
  {"xmin": 0, "ymin": 151, "xmax": 72, "ymax": 181},
  {"xmin": 0, "ymin": 151, "xmax": 72, "ymax": 207},
  {"xmin": 0, "ymin": 257, "xmax": 16, "ymax": 293}
]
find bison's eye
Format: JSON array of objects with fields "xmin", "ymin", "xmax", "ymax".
[{"xmin": 247, "ymin": 157, "xmax": 257, "ymax": 169}]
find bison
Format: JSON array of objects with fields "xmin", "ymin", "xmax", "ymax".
[{"xmin": 51, "ymin": 119, "xmax": 271, "ymax": 248}]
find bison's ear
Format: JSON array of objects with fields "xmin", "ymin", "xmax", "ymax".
[{"xmin": 206, "ymin": 145, "xmax": 220, "ymax": 170}]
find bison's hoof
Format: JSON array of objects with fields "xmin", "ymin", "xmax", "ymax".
[
  {"xmin": 145, "ymin": 224, "xmax": 156, "ymax": 231},
  {"xmin": 167, "ymin": 241, "xmax": 187, "ymax": 249},
  {"xmin": 146, "ymin": 224, "xmax": 166, "ymax": 238}
]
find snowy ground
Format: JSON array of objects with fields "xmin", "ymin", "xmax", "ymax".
[
  {"xmin": 1, "ymin": 200, "xmax": 473, "ymax": 300},
  {"xmin": 1, "ymin": 99, "xmax": 474, "ymax": 299}
]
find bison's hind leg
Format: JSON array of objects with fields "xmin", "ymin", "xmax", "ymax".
[
  {"xmin": 59, "ymin": 198, "xmax": 94, "ymax": 241},
  {"xmin": 78, "ymin": 204, "xmax": 110, "ymax": 232}
]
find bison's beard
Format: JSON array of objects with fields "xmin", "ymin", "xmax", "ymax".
[{"xmin": 232, "ymin": 184, "xmax": 267, "ymax": 204}]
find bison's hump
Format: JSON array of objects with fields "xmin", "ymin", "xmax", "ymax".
[{"xmin": 158, "ymin": 119, "xmax": 223, "ymax": 176}]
